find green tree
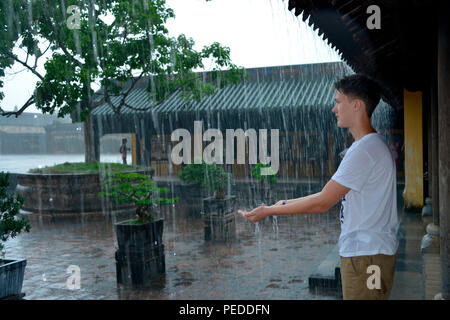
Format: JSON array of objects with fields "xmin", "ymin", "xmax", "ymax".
[
  {"xmin": 0, "ymin": 172, "xmax": 31, "ymax": 257},
  {"xmin": 0, "ymin": 0, "xmax": 247, "ymax": 162},
  {"xmin": 99, "ymin": 171, "xmax": 178, "ymax": 223}
]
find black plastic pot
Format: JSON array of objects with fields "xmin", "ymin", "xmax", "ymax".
[
  {"xmin": 0, "ymin": 259, "xmax": 27, "ymax": 299},
  {"xmin": 203, "ymin": 196, "xmax": 237, "ymax": 242},
  {"xmin": 114, "ymin": 218, "xmax": 165, "ymax": 286},
  {"xmin": 180, "ymin": 183, "xmax": 209, "ymax": 217}
]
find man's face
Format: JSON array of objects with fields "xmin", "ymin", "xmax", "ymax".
[{"xmin": 332, "ymin": 91, "xmax": 355, "ymax": 128}]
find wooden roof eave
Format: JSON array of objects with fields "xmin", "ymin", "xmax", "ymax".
[{"xmin": 287, "ymin": 0, "xmax": 437, "ymax": 111}]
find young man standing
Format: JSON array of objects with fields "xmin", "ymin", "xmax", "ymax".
[{"xmin": 237, "ymin": 74, "xmax": 399, "ymax": 300}]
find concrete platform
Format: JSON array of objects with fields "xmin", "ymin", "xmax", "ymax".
[{"xmin": 308, "ymin": 244, "xmax": 341, "ymax": 291}]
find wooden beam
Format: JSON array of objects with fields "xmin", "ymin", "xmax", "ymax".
[{"xmin": 438, "ymin": 3, "xmax": 450, "ymax": 299}]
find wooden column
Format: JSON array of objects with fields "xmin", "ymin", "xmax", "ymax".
[
  {"xmin": 93, "ymin": 118, "xmax": 101, "ymax": 162},
  {"xmin": 421, "ymin": 63, "xmax": 440, "ymax": 255},
  {"xmin": 438, "ymin": 4, "xmax": 450, "ymax": 300},
  {"xmin": 431, "ymin": 66, "xmax": 440, "ymax": 229},
  {"xmin": 143, "ymin": 118, "xmax": 152, "ymax": 168},
  {"xmin": 137, "ymin": 118, "xmax": 147, "ymax": 167},
  {"xmin": 327, "ymin": 132, "xmax": 336, "ymax": 177},
  {"xmin": 131, "ymin": 133, "xmax": 137, "ymax": 166},
  {"xmin": 144, "ymin": 135, "xmax": 152, "ymax": 167}
]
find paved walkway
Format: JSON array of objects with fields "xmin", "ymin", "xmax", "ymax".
[
  {"xmin": 6, "ymin": 204, "xmax": 342, "ymax": 300},
  {"xmin": 3, "ymin": 183, "xmax": 435, "ymax": 300},
  {"xmin": 389, "ymin": 209, "xmax": 426, "ymax": 299}
]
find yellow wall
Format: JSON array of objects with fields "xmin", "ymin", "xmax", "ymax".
[{"xmin": 403, "ymin": 89, "xmax": 424, "ymax": 209}]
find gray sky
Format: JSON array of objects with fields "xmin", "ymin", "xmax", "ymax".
[{"xmin": 0, "ymin": 0, "xmax": 341, "ymax": 113}]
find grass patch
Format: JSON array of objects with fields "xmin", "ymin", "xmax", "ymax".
[{"xmin": 28, "ymin": 162, "xmax": 152, "ymax": 174}]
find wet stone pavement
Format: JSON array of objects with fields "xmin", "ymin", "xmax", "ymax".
[{"xmin": 5, "ymin": 201, "xmax": 342, "ymax": 300}]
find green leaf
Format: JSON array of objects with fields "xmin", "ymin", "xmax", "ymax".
[
  {"xmin": 0, "ymin": 172, "xmax": 31, "ymax": 252},
  {"xmin": 99, "ymin": 171, "xmax": 178, "ymax": 221}
]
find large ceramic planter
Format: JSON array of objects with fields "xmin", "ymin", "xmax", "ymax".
[
  {"xmin": 15, "ymin": 169, "xmax": 152, "ymax": 215},
  {"xmin": 114, "ymin": 218, "xmax": 165, "ymax": 286},
  {"xmin": 0, "ymin": 259, "xmax": 27, "ymax": 299}
]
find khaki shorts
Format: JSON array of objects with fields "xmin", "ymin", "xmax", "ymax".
[{"xmin": 340, "ymin": 251, "xmax": 398, "ymax": 300}]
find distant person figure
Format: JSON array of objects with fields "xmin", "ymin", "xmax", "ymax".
[
  {"xmin": 119, "ymin": 138, "xmax": 130, "ymax": 165},
  {"xmin": 238, "ymin": 74, "xmax": 399, "ymax": 300}
]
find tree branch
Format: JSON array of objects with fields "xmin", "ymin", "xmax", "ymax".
[
  {"xmin": 5, "ymin": 51, "xmax": 44, "ymax": 81},
  {"xmin": 38, "ymin": 42, "xmax": 52, "ymax": 59},
  {"xmin": 0, "ymin": 95, "xmax": 35, "ymax": 117},
  {"xmin": 115, "ymin": 70, "xmax": 146, "ymax": 113},
  {"xmin": 36, "ymin": 3, "xmax": 83, "ymax": 69}
]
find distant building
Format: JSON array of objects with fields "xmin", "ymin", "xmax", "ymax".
[
  {"xmin": 92, "ymin": 62, "xmax": 399, "ymax": 179},
  {"xmin": 0, "ymin": 113, "xmax": 84, "ymax": 154},
  {"xmin": 0, "ymin": 112, "xmax": 131, "ymax": 155}
]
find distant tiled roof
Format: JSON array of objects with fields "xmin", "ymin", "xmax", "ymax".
[{"xmin": 92, "ymin": 62, "xmax": 358, "ymax": 116}]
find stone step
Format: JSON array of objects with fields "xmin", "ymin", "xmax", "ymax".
[{"xmin": 308, "ymin": 244, "xmax": 341, "ymax": 290}]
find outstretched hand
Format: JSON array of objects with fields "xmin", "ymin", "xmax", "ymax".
[{"xmin": 237, "ymin": 203, "xmax": 269, "ymax": 223}]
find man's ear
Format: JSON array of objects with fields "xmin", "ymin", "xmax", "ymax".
[
  {"xmin": 353, "ymin": 98, "xmax": 361, "ymax": 111},
  {"xmin": 353, "ymin": 99, "xmax": 367, "ymax": 114},
  {"xmin": 357, "ymin": 99, "xmax": 371, "ymax": 118}
]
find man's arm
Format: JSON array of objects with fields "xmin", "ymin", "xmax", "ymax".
[{"xmin": 237, "ymin": 179, "xmax": 350, "ymax": 223}]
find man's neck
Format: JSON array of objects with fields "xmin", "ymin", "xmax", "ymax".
[{"xmin": 349, "ymin": 124, "xmax": 376, "ymax": 141}]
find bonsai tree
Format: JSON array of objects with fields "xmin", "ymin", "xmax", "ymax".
[
  {"xmin": 0, "ymin": 172, "xmax": 31, "ymax": 258},
  {"xmin": 178, "ymin": 160, "xmax": 234, "ymax": 199},
  {"xmin": 252, "ymin": 162, "xmax": 277, "ymax": 184},
  {"xmin": 178, "ymin": 158, "xmax": 209, "ymax": 187},
  {"xmin": 205, "ymin": 163, "xmax": 234, "ymax": 199},
  {"xmin": 99, "ymin": 172, "xmax": 178, "ymax": 223}
]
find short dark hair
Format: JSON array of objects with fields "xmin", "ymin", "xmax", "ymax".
[{"xmin": 334, "ymin": 74, "xmax": 381, "ymax": 118}]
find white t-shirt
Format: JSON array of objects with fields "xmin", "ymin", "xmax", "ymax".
[{"xmin": 331, "ymin": 133, "xmax": 399, "ymax": 257}]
